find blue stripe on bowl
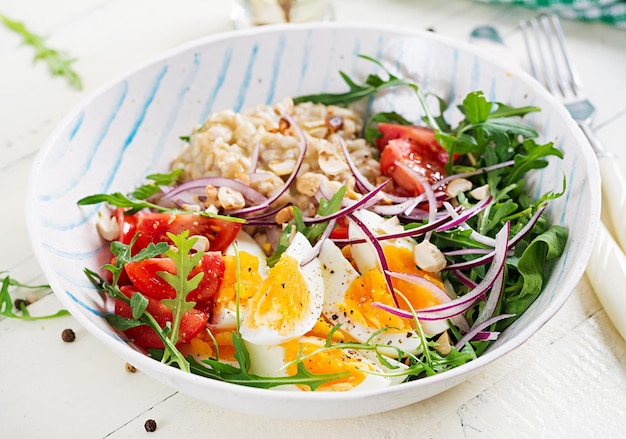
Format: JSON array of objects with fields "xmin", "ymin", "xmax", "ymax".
[
  {"xmin": 143, "ymin": 52, "xmax": 202, "ymax": 177},
  {"xmin": 38, "ymin": 83, "xmax": 128, "ymax": 202},
  {"xmin": 199, "ymin": 46, "xmax": 233, "ymax": 124},
  {"xmin": 266, "ymin": 34, "xmax": 286, "ymax": 106},
  {"xmin": 234, "ymin": 43, "xmax": 259, "ymax": 113}
]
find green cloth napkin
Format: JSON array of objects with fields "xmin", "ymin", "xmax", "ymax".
[{"xmin": 477, "ymin": 0, "xmax": 626, "ymax": 27}]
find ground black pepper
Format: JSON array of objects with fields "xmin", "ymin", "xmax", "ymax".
[
  {"xmin": 144, "ymin": 419, "xmax": 157, "ymax": 432},
  {"xmin": 61, "ymin": 328, "xmax": 76, "ymax": 343}
]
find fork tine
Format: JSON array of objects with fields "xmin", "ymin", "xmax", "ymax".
[
  {"xmin": 547, "ymin": 14, "xmax": 584, "ymax": 97},
  {"xmin": 521, "ymin": 13, "xmax": 584, "ymax": 101}
]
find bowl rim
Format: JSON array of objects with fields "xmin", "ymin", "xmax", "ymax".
[{"xmin": 26, "ymin": 20, "xmax": 602, "ymax": 414}]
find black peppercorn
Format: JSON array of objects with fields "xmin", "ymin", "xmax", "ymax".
[
  {"xmin": 14, "ymin": 298, "xmax": 29, "ymax": 311},
  {"xmin": 61, "ymin": 328, "xmax": 76, "ymax": 343},
  {"xmin": 144, "ymin": 419, "xmax": 157, "ymax": 432}
]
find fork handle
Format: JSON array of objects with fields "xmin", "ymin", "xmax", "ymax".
[
  {"xmin": 598, "ymin": 155, "xmax": 626, "ymax": 253},
  {"xmin": 586, "ymin": 221, "xmax": 626, "ymax": 341},
  {"xmin": 579, "ymin": 121, "xmax": 626, "ymax": 253}
]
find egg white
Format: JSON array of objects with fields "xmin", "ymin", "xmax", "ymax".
[
  {"xmin": 320, "ymin": 238, "xmax": 444, "ymax": 358},
  {"xmin": 348, "ymin": 209, "xmax": 415, "ymax": 274}
]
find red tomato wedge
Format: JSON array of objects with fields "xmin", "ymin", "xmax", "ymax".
[
  {"xmin": 376, "ymin": 123, "xmax": 449, "ymax": 196},
  {"xmin": 115, "ymin": 286, "xmax": 209, "ymax": 349},
  {"xmin": 125, "ymin": 252, "xmax": 225, "ymax": 303},
  {"xmin": 115, "ymin": 210, "xmax": 241, "ymax": 254}
]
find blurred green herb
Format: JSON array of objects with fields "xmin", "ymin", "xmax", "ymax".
[
  {"xmin": 1, "ymin": 14, "xmax": 82, "ymax": 90},
  {"xmin": 0, "ymin": 272, "xmax": 69, "ymax": 320}
]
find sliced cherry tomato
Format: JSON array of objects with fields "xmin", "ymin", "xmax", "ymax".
[
  {"xmin": 329, "ymin": 217, "xmax": 349, "ymax": 240},
  {"xmin": 376, "ymin": 123, "xmax": 449, "ymax": 197},
  {"xmin": 125, "ymin": 252, "xmax": 225, "ymax": 302},
  {"xmin": 115, "ymin": 285, "xmax": 209, "ymax": 349},
  {"xmin": 115, "ymin": 210, "xmax": 241, "ymax": 254}
]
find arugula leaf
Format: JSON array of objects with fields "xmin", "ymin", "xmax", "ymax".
[
  {"xmin": 159, "ymin": 231, "xmax": 203, "ymax": 352},
  {"xmin": 0, "ymin": 274, "xmax": 69, "ymax": 320},
  {"xmin": 77, "ymin": 192, "xmax": 165, "ymax": 215},
  {"xmin": 149, "ymin": 332, "xmax": 349, "ymax": 391},
  {"xmin": 1, "ymin": 14, "xmax": 82, "ymax": 90},
  {"xmin": 129, "ymin": 169, "xmax": 182, "ymax": 200},
  {"xmin": 266, "ymin": 224, "xmax": 294, "ymax": 268},
  {"xmin": 294, "ymin": 55, "xmax": 415, "ymax": 106},
  {"xmin": 498, "ymin": 225, "xmax": 568, "ymax": 329}
]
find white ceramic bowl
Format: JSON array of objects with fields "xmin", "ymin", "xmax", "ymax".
[{"xmin": 27, "ymin": 22, "xmax": 600, "ymax": 420}]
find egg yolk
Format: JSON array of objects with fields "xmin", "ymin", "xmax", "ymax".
[
  {"xmin": 244, "ymin": 254, "xmax": 311, "ymax": 335},
  {"xmin": 182, "ymin": 328, "xmax": 238, "ymax": 361},
  {"xmin": 343, "ymin": 245, "xmax": 443, "ymax": 330},
  {"xmin": 283, "ymin": 339, "xmax": 371, "ymax": 391},
  {"xmin": 214, "ymin": 251, "xmax": 263, "ymax": 313}
]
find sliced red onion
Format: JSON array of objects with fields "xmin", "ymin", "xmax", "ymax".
[
  {"xmin": 444, "ymin": 205, "xmax": 546, "ymax": 270},
  {"xmin": 161, "ymin": 176, "xmax": 267, "ymax": 207},
  {"xmin": 471, "ymin": 331, "xmax": 500, "ymax": 342},
  {"xmin": 331, "ymin": 208, "xmax": 459, "ymax": 246},
  {"xmin": 433, "ymin": 160, "xmax": 515, "ymax": 190},
  {"xmin": 302, "ymin": 180, "xmax": 390, "ymax": 225},
  {"xmin": 473, "ymin": 222, "xmax": 509, "ymax": 326},
  {"xmin": 372, "ymin": 197, "xmax": 423, "ymax": 217},
  {"xmin": 337, "ymin": 136, "xmax": 410, "ymax": 203},
  {"xmin": 409, "ymin": 222, "xmax": 509, "ymax": 316},
  {"xmin": 453, "ymin": 269, "xmax": 478, "ymax": 289},
  {"xmin": 348, "ymin": 213, "xmax": 399, "ymax": 307},
  {"xmin": 436, "ymin": 195, "xmax": 493, "ymax": 232},
  {"xmin": 454, "ymin": 313, "xmax": 515, "ymax": 351},
  {"xmin": 248, "ymin": 141, "xmax": 261, "ymax": 173},
  {"xmin": 442, "ymin": 202, "xmax": 496, "ymax": 247},
  {"xmin": 392, "ymin": 162, "xmax": 439, "ymax": 242}
]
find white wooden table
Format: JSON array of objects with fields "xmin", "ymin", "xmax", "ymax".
[{"xmin": 1, "ymin": 1, "xmax": 625, "ymax": 437}]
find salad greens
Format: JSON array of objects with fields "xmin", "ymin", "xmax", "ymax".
[
  {"xmin": 83, "ymin": 54, "xmax": 567, "ymax": 389},
  {"xmin": 1, "ymin": 14, "xmax": 82, "ymax": 90},
  {"xmin": 0, "ymin": 272, "xmax": 69, "ymax": 320}
]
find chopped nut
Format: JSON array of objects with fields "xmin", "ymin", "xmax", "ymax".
[
  {"xmin": 296, "ymin": 172, "xmax": 324, "ymax": 197},
  {"xmin": 344, "ymin": 176, "xmax": 362, "ymax": 200},
  {"xmin": 325, "ymin": 115, "xmax": 343, "ymax": 133},
  {"xmin": 470, "ymin": 184, "xmax": 490, "ymax": 200},
  {"xmin": 182, "ymin": 203, "xmax": 201, "ymax": 212},
  {"xmin": 434, "ymin": 331, "xmax": 452, "ymax": 356},
  {"xmin": 217, "ymin": 186, "xmax": 246, "ymax": 210},
  {"xmin": 144, "ymin": 419, "xmax": 157, "ymax": 432},
  {"xmin": 125, "ymin": 362, "xmax": 137, "ymax": 373},
  {"xmin": 96, "ymin": 212, "xmax": 119, "ymax": 241},
  {"xmin": 413, "ymin": 240, "xmax": 447, "ymax": 273},
  {"xmin": 268, "ymin": 158, "xmax": 296, "ymax": 176},
  {"xmin": 61, "ymin": 328, "xmax": 76, "ymax": 343},
  {"xmin": 204, "ymin": 184, "xmax": 220, "ymax": 208},
  {"xmin": 190, "ymin": 235, "xmax": 210, "ymax": 252},
  {"xmin": 445, "ymin": 178, "xmax": 473, "ymax": 198},
  {"xmin": 275, "ymin": 206, "xmax": 294, "ymax": 224}
]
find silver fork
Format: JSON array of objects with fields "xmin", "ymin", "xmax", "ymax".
[
  {"xmin": 520, "ymin": 13, "xmax": 626, "ymax": 253},
  {"xmin": 520, "ymin": 13, "xmax": 626, "ymax": 341}
]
